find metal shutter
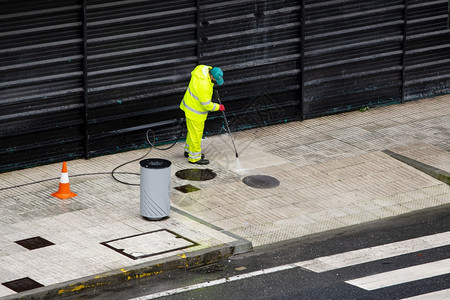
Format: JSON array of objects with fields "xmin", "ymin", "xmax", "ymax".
[{"xmin": 0, "ymin": 0, "xmax": 84, "ymax": 172}]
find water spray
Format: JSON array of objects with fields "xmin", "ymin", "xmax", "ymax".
[{"xmin": 216, "ymin": 92, "xmax": 239, "ymax": 158}]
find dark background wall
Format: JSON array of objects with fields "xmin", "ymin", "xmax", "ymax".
[{"xmin": 1, "ymin": 0, "xmax": 449, "ymax": 172}]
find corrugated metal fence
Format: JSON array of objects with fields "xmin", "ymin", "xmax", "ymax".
[{"xmin": 1, "ymin": 0, "xmax": 449, "ymax": 172}]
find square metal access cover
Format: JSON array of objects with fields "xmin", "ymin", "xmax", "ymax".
[
  {"xmin": 15, "ymin": 236, "xmax": 54, "ymax": 250},
  {"xmin": 101, "ymin": 229, "xmax": 199, "ymax": 260},
  {"xmin": 2, "ymin": 277, "xmax": 44, "ymax": 293}
]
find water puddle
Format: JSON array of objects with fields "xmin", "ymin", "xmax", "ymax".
[
  {"xmin": 175, "ymin": 168, "xmax": 217, "ymax": 181},
  {"xmin": 174, "ymin": 184, "xmax": 201, "ymax": 193}
]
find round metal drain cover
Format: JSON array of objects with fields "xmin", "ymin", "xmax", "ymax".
[
  {"xmin": 175, "ymin": 168, "xmax": 217, "ymax": 181},
  {"xmin": 242, "ymin": 175, "xmax": 280, "ymax": 189}
]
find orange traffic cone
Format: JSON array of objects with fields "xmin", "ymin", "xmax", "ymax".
[{"xmin": 52, "ymin": 161, "xmax": 77, "ymax": 199}]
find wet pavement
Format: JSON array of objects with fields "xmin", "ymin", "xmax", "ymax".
[{"xmin": 0, "ymin": 94, "xmax": 449, "ymax": 298}]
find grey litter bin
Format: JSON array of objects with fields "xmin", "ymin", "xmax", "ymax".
[{"xmin": 140, "ymin": 158, "xmax": 171, "ymax": 220}]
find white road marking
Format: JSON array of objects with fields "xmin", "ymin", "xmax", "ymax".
[
  {"xmin": 401, "ymin": 288, "xmax": 450, "ymax": 299},
  {"xmin": 296, "ymin": 231, "xmax": 450, "ymax": 273},
  {"xmin": 345, "ymin": 258, "xmax": 450, "ymax": 291},
  {"xmin": 128, "ymin": 264, "xmax": 297, "ymax": 300}
]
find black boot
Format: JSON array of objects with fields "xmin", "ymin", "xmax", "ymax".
[{"xmin": 189, "ymin": 158, "xmax": 209, "ymax": 165}]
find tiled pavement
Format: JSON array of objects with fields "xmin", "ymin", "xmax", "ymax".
[{"xmin": 0, "ymin": 94, "xmax": 449, "ymax": 298}]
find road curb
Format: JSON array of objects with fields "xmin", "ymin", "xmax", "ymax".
[
  {"xmin": 170, "ymin": 206, "xmax": 254, "ymax": 255},
  {"xmin": 383, "ymin": 150, "xmax": 450, "ymax": 185},
  {"xmin": 4, "ymin": 243, "xmax": 243, "ymax": 299}
]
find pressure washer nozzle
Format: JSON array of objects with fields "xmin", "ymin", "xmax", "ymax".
[{"xmin": 236, "ymin": 153, "xmax": 239, "ymax": 158}]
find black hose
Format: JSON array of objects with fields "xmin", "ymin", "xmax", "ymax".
[
  {"xmin": 110, "ymin": 126, "xmax": 183, "ymax": 186},
  {"xmin": 0, "ymin": 172, "xmax": 138, "ymax": 192}
]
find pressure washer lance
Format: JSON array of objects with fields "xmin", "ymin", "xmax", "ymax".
[{"xmin": 216, "ymin": 92, "xmax": 239, "ymax": 158}]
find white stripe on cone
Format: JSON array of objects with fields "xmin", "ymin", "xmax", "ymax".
[{"xmin": 60, "ymin": 173, "xmax": 69, "ymax": 184}]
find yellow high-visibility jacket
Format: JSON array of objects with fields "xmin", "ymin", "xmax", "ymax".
[{"xmin": 180, "ymin": 65, "xmax": 220, "ymax": 122}]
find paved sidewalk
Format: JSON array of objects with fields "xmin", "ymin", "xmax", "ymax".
[{"xmin": 0, "ymin": 95, "xmax": 449, "ymax": 298}]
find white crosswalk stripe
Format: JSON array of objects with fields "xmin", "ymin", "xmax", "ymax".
[
  {"xmin": 345, "ymin": 258, "xmax": 450, "ymax": 290},
  {"xmin": 296, "ymin": 231, "xmax": 450, "ymax": 272},
  {"xmin": 297, "ymin": 231, "xmax": 450, "ymax": 298},
  {"xmin": 401, "ymin": 288, "xmax": 450, "ymax": 299}
]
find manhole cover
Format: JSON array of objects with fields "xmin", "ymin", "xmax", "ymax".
[
  {"xmin": 242, "ymin": 175, "xmax": 280, "ymax": 189},
  {"xmin": 175, "ymin": 168, "xmax": 217, "ymax": 181}
]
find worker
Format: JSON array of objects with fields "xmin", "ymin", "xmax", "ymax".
[{"xmin": 180, "ymin": 65, "xmax": 225, "ymax": 165}]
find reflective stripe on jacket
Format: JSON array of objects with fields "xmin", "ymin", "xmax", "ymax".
[{"xmin": 180, "ymin": 65, "xmax": 219, "ymax": 122}]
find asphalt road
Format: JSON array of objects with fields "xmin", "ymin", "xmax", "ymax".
[{"xmin": 66, "ymin": 204, "xmax": 450, "ymax": 300}]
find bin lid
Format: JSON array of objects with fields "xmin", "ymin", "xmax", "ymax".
[{"xmin": 140, "ymin": 158, "xmax": 171, "ymax": 169}]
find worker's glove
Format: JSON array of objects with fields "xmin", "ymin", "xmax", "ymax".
[{"xmin": 219, "ymin": 104, "xmax": 225, "ymax": 111}]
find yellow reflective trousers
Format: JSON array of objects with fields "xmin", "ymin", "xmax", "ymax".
[{"xmin": 184, "ymin": 118, "xmax": 205, "ymax": 162}]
